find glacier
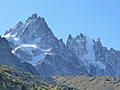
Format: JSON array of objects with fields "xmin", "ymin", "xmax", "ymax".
[{"xmin": 2, "ymin": 13, "xmax": 120, "ymax": 77}]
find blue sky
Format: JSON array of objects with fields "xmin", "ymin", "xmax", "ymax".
[{"xmin": 0, "ymin": 0, "xmax": 120, "ymax": 50}]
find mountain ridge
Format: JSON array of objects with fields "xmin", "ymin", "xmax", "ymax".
[{"xmin": 2, "ymin": 13, "xmax": 120, "ymax": 78}]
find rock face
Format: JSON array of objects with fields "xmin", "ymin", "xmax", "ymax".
[
  {"xmin": 0, "ymin": 36, "xmax": 39, "ymax": 76},
  {"xmin": 3, "ymin": 14, "xmax": 120, "ymax": 77},
  {"xmin": 66, "ymin": 34, "xmax": 120, "ymax": 77},
  {"xmin": 0, "ymin": 36, "xmax": 20, "ymax": 66}
]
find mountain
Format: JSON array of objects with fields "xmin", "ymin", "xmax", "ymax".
[
  {"xmin": 66, "ymin": 34, "xmax": 120, "ymax": 77},
  {"xmin": 0, "ymin": 36, "xmax": 39, "ymax": 76},
  {"xmin": 3, "ymin": 13, "xmax": 120, "ymax": 78},
  {"xmin": 3, "ymin": 14, "xmax": 87, "ymax": 78},
  {"xmin": 67, "ymin": 34, "xmax": 120, "ymax": 77}
]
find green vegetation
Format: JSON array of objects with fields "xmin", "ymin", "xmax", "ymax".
[
  {"xmin": 0, "ymin": 68, "xmax": 3, "ymax": 78},
  {"xmin": 0, "ymin": 65, "xmax": 75, "ymax": 90},
  {"xmin": 1, "ymin": 65, "xmax": 120, "ymax": 90}
]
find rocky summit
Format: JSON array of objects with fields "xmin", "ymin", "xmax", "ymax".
[{"xmin": 2, "ymin": 14, "xmax": 120, "ymax": 78}]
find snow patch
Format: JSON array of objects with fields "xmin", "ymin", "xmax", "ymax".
[
  {"xmin": 43, "ymin": 48, "xmax": 52, "ymax": 52},
  {"xmin": 80, "ymin": 37, "xmax": 106, "ymax": 70},
  {"xmin": 82, "ymin": 38, "xmax": 95, "ymax": 61},
  {"xmin": 12, "ymin": 44, "xmax": 38, "ymax": 54},
  {"xmin": 28, "ymin": 54, "xmax": 44, "ymax": 66},
  {"xmin": 3, "ymin": 33, "xmax": 22, "ymax": 45},
  {"xmin": 20, "ymin": 44, "xmax": 37, "ymax": 48}
]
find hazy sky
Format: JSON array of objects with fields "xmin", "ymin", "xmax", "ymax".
[{"xmin": 0, "ymin": 0, "xmax": 120, "ymax": 50}]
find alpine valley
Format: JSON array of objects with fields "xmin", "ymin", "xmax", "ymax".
[{"xmin": 0, "ymin": 14, "xmax": 120, "ymax": 90}]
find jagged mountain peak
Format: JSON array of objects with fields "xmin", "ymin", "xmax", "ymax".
[
  {"xmin": 110, "ymin": 48, "xmax": 116, "ymax": 53},
  {"xmin": 26, "ymin": 13, "xmax": 45, "ymax": 24},
  {"xmin": 76, "ymin": 33, "xmax": 86, "ymax": 39},
  {"xmin": 4, "ymin": 13, "xmax": 55, "ymax": 44},
  {"xmin": 4, "ymin": 21, "xmax": 24, "ymax": 36},
  {"xmin": 2, "ymin": 14, "xmax": 120, "ymax": 77},
  {"xmin": 16, "ymin": 21, "xmax": 24, "ymax": 27},
  {"xmin": 26, "ymin": 13, "xmax": 38, "ymax": 22},
  {"xmin": 67, "ymin": 33, "xmax": 87, "ymax": 45},
  {"xmin": 96, "ymin": 38, "xmax": 102, "ymax": 47},
  {"xmin": 66, "ymin": 34, "xmax": 73, "ymax": 46},
  {"xmin": 31, "ymin": 13, "xmax": 38, "ymax": 19},
  {"xmin": 68, "ymin": 34, "xmax": 73, "ymax": 40},
  {"xmin": 3, "ymin": 14, "xmax": 61, "ymax": 65}
]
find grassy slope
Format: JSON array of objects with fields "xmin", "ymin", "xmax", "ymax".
[
  {"xmin": 52, "ymin": 75, "xmax": 120, "ymax": 90},
  {"xmin": 0, "ymin": 65, "xmax": 75, "ymax": 90}
]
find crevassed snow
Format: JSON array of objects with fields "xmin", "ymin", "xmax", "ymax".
[
  {"xmin": 11, "ymin": 43, "xmax": 53, "ymax": 65},
  {"xmin": 28, "ymin": 48, "xmax": 54, "ymax": 65},
  {"xmin": 80, "ymin": 37, "xmax": 106, "ymax": 70},
  {"xmin": 94, "ymin": 61, "xmax": 106, "ymax": 70},
  {"xmin": 28, "ymin": 54, "xmax": 44, "ymax": 66},
  {"xmin": 82, "ymin": 38, "xmax": 95, "ymax": 61}
]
